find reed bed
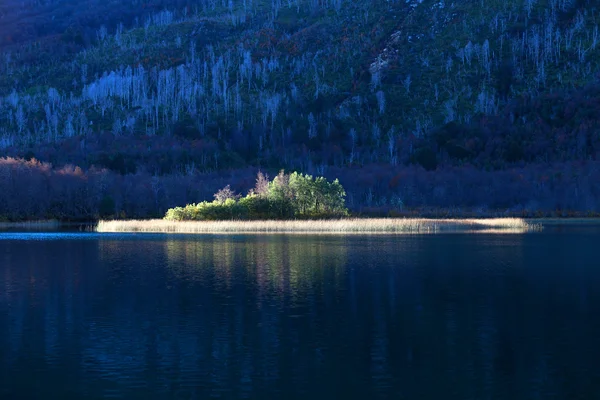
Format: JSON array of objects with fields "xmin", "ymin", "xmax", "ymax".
[{"xmin": 96, "ymin": 218, "xmax": 539, "ymax": 234}]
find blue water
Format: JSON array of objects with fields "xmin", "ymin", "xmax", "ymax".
[{"xmin": 1, "ymin": 228, "xmax": 600, "ymax": 399}]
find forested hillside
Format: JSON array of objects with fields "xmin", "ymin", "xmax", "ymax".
[{"xmin": 0, "ymin": 0, "xmax": 599, "ymax": 220}]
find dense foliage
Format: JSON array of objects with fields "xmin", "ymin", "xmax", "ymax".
[{"xmin": 165, "ymin": 172, "xmax": 348, "ymax": 220}]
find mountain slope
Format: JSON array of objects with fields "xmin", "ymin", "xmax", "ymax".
[{"xmin": 0, "ymin": 0, "xmax": 599, "ymax": 219}]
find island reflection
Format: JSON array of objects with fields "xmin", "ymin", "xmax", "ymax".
[{"xmin": 1, "ymin": 233, "xmax": 599, "ymax": 399}]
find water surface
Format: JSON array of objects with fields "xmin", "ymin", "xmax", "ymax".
[{"xmin": 1, "ymin": 228, "xmax": 600, "ymax": 399}]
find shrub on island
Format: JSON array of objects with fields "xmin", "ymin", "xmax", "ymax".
[{"xmin": 165, "ymin": 171, "xmax": 348, "ymax": 221}]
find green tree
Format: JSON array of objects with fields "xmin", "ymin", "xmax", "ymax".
[
  {"xmin": 323, "ymin": 178, "xmax": 347, "ymax": 216},
  {"xmin": 267, "ymin": 171, "xmax": 294, "ymax": 218},
  {"xmin": 289, "ymin": 172, "xmax": 313, "ymax": 215}
]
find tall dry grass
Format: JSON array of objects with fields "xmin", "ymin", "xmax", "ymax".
[{"xmin": 96, "ymin": 218, "xmax": 539, "ymax": 234}]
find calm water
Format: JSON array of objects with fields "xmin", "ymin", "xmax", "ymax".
[{"xmin": 1, "ymin": 227, "xmax": 600, "ymax": 399}]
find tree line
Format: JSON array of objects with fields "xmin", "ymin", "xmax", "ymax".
[{"xmin": 1, "ymin": 157, "xmax": 599, "ymax": 222}]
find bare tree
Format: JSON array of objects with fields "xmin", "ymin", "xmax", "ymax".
[
  {"xmin": 254, "ymin": 171, "xmax": 270, "ymax": 197},
  {"xmin": 214, "ymin": 185, "xmax": 238, "ymax": 203}
]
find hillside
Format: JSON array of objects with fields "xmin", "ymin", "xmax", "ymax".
[{"xmin": 0, "ymin": 0, "xmax": 599, "ymax": 220}]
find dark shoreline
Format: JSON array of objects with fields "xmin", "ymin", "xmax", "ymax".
[{"xmin": 0, "ymin": 221, "xmax": 95, "ymax": 231}]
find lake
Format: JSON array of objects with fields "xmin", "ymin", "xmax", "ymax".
[{"xmin": 1, "ymin": 226, "xmax": 600, "ymax": 399}]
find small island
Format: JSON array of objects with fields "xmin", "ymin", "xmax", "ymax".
[{"xmin": 97, "ymin": 171, "xmax": 539, "ymax": 234}]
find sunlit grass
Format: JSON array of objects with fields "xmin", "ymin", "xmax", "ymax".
[{"xmin": 96, "ymin": 218, "xmax": 540, "ymax": 234}]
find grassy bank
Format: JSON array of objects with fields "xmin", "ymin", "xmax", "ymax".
[{"xmin": 96, "ymin": 218, "xmax": 539, "ymax": 234}]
